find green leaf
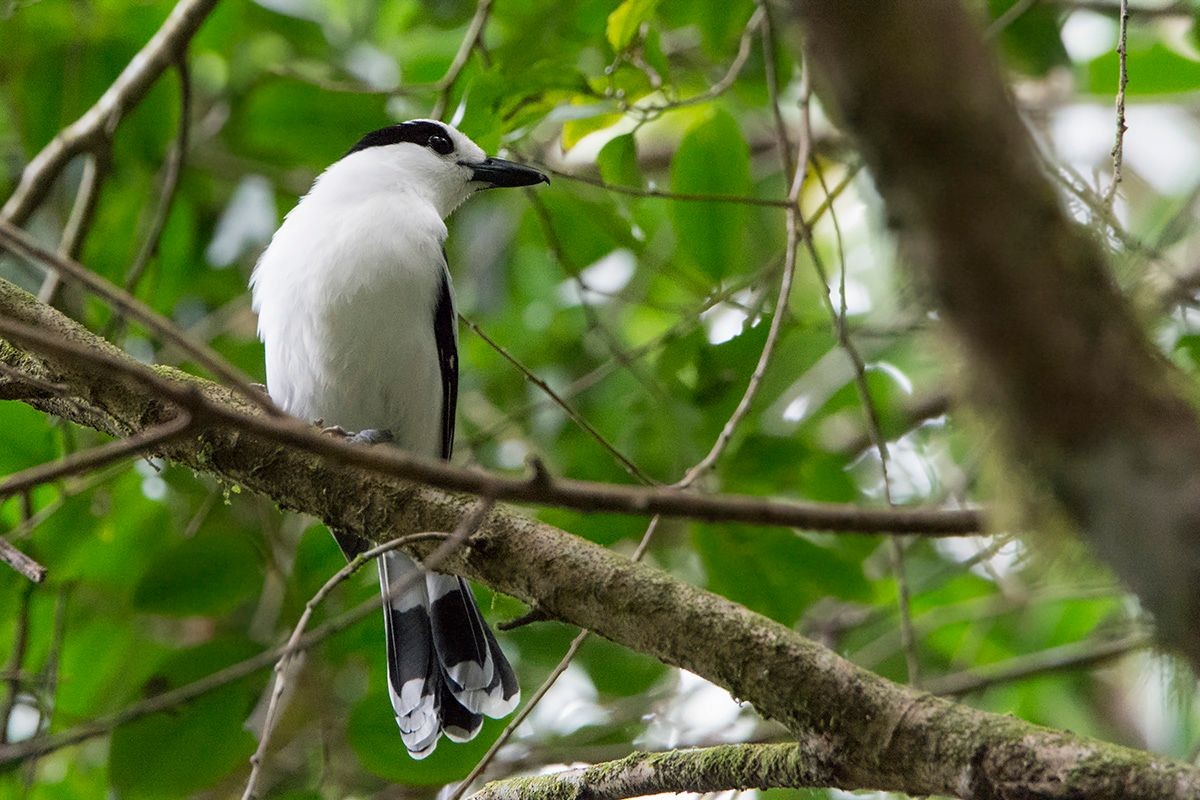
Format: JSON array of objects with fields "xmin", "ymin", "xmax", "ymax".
[
  {"xmin": 133, "ymin": 529, "xmax": 262, "ymax": 616},
  {"xmin": 597, "ymin": 133, "xmax": 643, "ymax": 188},
  {"xmin": 109, "ymin": 639, "xmax": 258, "ymax": 797},
  {"xmin": 561, "ymin": 107, "xmax": 624, "ymax": 151},
  {"xmin": 670, "ymin": 109, "xmax": 751, "ymax": 279},
  {"xmin": 693, "ymin": 526, "xmax": 871, "ymax": 626},
  {"xmin": 987, "ymin": 0, "xmax": 1069, "ymax": 76},
  {"xmin": 606, "ymin": 0, "xmax": 660, "ymax": 52},
  {"xmin": 1085, "ymin": 42, "xmax": 1200, "ymax": 96},
  {"xmin": 577, "ymin": 635, "xmax": 666, "ymax": 697}
]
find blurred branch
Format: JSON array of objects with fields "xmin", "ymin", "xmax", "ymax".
[
  {"xmin": 39, "ymin": 152, "xmax": 107, "ymax": 305},
  {"xmin": 631, "ymin": 7, "xmax": 764, "ymax": 117},
  {"xmin": 468, "ymin": 744, "xmax": 834, "ymax": 800},
  {"xmin": 832, "ymin": 391, "xmax": 952, "ymax": 457},
  {"xmin": 0, "ymin": 585, "xmax": 34, "ymax": 744},
  {"xmin": 925, "ymin": 632, "xmax": 1153, "ymax": 696},
  {"xmin": 113, "ymin": 59, "xmax": 192, "ymax": 326},
  {"xmin": 460, "ymin": 315, "xmax": 658, "ymax": 485},
  {"xmin": 1, "ymin": 0, "xmax": 218, "ymax": 226},
  {"xmin": 798, "ymin": 0, "xmax": 1200, "ymax": 674},
  {"xmin": 0, "ymin": 579, "xmax": 389, "ymax": 765},
  {"xmin": 0, "ymin": 413, "xmax": 192, "ymax": 500},
  {"xmin": 986, "ymin": 0, "xmax": 1038, "ymax": 38}
]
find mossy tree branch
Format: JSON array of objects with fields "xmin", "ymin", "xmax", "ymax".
[
  {"xmin": 469, "ymin": 745, "xmax": 835, "ymax": 800},
  {"xmin": 0, "ymin": 283, "xmax": 1198, "ymax": 797}
]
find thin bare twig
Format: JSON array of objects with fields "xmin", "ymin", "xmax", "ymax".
[
  {"xmin": 460, "ymin": 315, "xmax": 658, "ymax": 485},
  {"xmin": 1044, "ymin": 0, "xmax": 1187, "ymax": 18},
  {"xmin": 464, "ymin": 270, "xmax": 772, "ymax": 451},
  {"xmin": 632, "ymin": 7, "xmax": 764, "ymax": 116},
  {"xmin": 0, "ymin": 221, "xmax": 279, "ymax": 416},
  {"xmin": 0, "ymin": 586, "xmax": 391, "ymax": 765},
  {"xmin": 985, "ymin": 0, "xmax": 1038, "ymax": 39},
  {"xmin": 538, "ymin": 165, "xmax": 794, "ymax": 208},
  {"xmin": 802, "ymin": 93, "xmax": 921, "ymax": 684},
  {"xmin": 432, "ymin": 0, "xmax": 493, "ymax": 120},
  {"xmin": 759, "ymin": 3, "xmax": 794, "ymax": 180},
  {"xmin": 448, "ymin": 509, "xmax": 665, "ymax": 800},
  {"xmin": 0, "ymin": 413, "xmax": 193, "ymax": 499},
  {"xmin": 524, "ymin": 191, "xmax": 666, "ymax": 401},
  {"xmin": 240, "ymin": 501, "xmax": 491, "ymax": 799},
  {"xmin": 925, "ymin": 632, "xmax": 1152, "ymax": 696},
  {"xmin": 39, "ymin": 152, "xmax": 107, "ymax": 305},
  {"xmin": 111, "ymin": 58, "xmax": 192, "ymax": 334},
  {"xmin": 851, "ymin": 583, "xmax": 1121, "ymax": 670},
  {"xmin": 678, "ymin": 49, "xmax": 810, "ymax": 489},
  {"xmin": 1102, "ymin": 0, "xmax": 1130, "ymax": 213},
  {"xmin": 0, "ymin": 584, "xmax": 35, "ymax": 744},
  {"xmin": 451, "ymin": 628, "xmax": 591, "ymax": 799}
]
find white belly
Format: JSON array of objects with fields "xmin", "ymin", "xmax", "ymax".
[{"xmin": 252, "ymin": 191, "xmax": 450, "ymax": 459}]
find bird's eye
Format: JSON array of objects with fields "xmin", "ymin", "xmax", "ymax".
[{"xmin": 427, "ymin": 134, "xmax": 453, "ymax": 156}]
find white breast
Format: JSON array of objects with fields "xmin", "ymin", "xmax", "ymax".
[{"xmin": 251, "ymin": 171, "xmax": 451, "ymax": 459}]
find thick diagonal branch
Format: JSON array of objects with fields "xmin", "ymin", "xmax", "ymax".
[{"xmin": 0, "ymin": 285, "xmax": 1198, "ymax": 797}]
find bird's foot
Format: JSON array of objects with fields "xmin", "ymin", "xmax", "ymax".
[
  {"xmin": 350, "ymin": 428, "xmax": 394, "ymax": 445},
  {"xmin": 321, "ymin": 425, "xmax": 394, "ymax": 445}
]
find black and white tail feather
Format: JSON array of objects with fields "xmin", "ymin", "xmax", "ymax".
[
  {"xmin": 378, "ymin": 554, "xmax": 519, "ymax": 757},
  {"xmin": 375, "ymin": 259, "xmax": 517, "ymax": 758}
]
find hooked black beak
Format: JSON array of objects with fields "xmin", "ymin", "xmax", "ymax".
[{"xmin": 467, "ymin": 157, "xmax": 549, "ymax": 189}]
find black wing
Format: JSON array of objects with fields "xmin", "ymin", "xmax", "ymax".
[{"xmin": 433, "ymin": 258, "xmax": 459, "ymax": 461}]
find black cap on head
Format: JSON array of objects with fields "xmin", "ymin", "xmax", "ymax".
[{"xmin": 347, "ymin": 121, "xmax": 454, "ymax": 157}]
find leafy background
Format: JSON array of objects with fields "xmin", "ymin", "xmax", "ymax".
[{"xmin": 2, "ymin": 0, "xmax": 1200, "ymax": 797}]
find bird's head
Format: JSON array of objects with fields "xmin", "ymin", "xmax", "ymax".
[{"xmin": 339, "ymin": 119, "xmax": 548, "ymax": 218}]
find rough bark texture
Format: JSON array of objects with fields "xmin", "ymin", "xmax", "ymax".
[
  {"xmin": 1, "ymin": 280, "xmax": 1199, "ymax": 798},
  {"xmin": 470, "ymin": 745, "xmax": 837, "ymax": 800},
  {"xmin": 797, "ymin": 0, "xmax": 1200, "ymax": 671}
]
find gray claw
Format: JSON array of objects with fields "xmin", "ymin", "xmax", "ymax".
[{"xmin": 348, "ymin": 428, "xmax": 394, "ymax": 445}]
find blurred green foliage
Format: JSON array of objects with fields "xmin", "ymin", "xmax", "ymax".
[{"xmin": 1, "ymin": 0, "xmax": 1199, "ymax": 798}]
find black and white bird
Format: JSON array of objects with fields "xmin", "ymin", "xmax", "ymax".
[{"xmin": 250, "ymin": 120, "xmax": 547, "ymax": 757}]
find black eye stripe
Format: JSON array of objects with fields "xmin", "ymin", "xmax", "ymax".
[{"xmin": 346, "ymin": 121, "xmax": 456, "ymax": 157}]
